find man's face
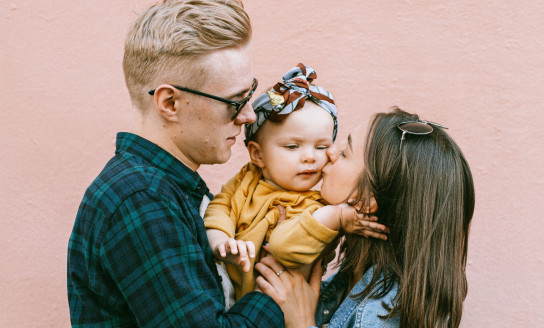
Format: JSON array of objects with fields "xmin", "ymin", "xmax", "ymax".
[
  {"xmin": 254, "ymin": 103, "xmax": 334, "ymax": 192},
  {"xmin": 174, "ymin": 45, "xmax": 256, "ymax": 169}
]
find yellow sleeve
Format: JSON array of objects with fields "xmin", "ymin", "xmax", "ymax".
[
  {"xmin": 203, "ymin": 169, "xmax": 243, "ymax": 238},
  {"xmin": 268, "ymin": 207, "xmax": 339, "ymax": 268}
]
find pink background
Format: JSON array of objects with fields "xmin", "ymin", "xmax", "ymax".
[{"xmin": 2, "ymin": 1, "xmax": 543, "ymax": 326}]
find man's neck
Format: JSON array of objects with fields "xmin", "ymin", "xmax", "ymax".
[{"xmin": 131, "ymin": 120, "xmax": 200, "ymax": 172}]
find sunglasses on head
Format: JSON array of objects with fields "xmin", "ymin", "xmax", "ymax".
[{"xmin": 397, "ymin": 120, "xmax": 448, "ymax": 149}]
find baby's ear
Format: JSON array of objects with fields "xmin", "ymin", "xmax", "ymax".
[{"xmin": 247, "ymin": 141, "xmax": 265, "ymax": 168}]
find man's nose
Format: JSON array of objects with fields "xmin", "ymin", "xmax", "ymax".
[{"xmin": 234, "ymin": 102, "xmax": 256, "ymax": 125}]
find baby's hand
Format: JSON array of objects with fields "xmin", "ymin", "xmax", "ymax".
[
  {"xmin": 338, "ymin": 204, "xmax": 389, "ymax": 240},
  {"xmin": 214, "ymin": 238, "xmax": 256, "ymax": 273}
]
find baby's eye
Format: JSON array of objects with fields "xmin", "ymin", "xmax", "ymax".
[
  {"xmin": 316, "ymin": 145, "xmax": 329, "ymax": 150},
  {"xmin": 284, "ymin": 144, "xmax": 298, "ymax": 150}
]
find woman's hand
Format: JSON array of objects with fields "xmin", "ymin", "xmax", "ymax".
[{"xmin": 255, "ymin": 255, "xmax": 322, "ymax": 328}]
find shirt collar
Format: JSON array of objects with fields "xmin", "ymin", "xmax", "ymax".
[{"xmin": 115, "ymin": 132, "xmax": 210, "ymax": 198}]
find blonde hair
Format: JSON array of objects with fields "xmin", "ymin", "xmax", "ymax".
[{"xmin": 123, "ymin": 0, "xmax": 252, "ymax": 109}]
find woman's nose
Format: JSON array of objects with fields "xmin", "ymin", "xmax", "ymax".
[{"xmin": 326, "ymin": 145, "xmax": 339, "ymax": 163}]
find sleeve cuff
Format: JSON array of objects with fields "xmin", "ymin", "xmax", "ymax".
[{"xmin": 300, "ymin": 210, "xmax": 339, "ymax": 243}]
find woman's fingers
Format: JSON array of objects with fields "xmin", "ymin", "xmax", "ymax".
[
  {"xmin": 255, "ymin": 270, "xmax": 276, "ymax": 297},
  {"xmin": 256, "ymin": 256, "xmax": 318, "ymax": 327},
  {"xmin": 254, "ymin": 260, "xmax": 287, "ymax": 302},
  {"xmin": 259, "ymin": 255, "xmax": 287, "ymax": 278}
]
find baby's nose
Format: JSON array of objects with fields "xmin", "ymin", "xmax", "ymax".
[{"xmin": 301, "ymin": 148, "xmax": 316, "ymax": 163}]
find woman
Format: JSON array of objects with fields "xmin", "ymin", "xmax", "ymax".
[
  {"xmin": 314, "ymin": 107, "xmax": 475, "ymax": 327},
  {"xmin": 257, "ymin": 107, "xmax": 474, "ymax": 327}
]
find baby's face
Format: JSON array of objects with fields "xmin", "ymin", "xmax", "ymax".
[{"xmin": 254, "ymin": 102, "xmax": 334, "ymax": 192}]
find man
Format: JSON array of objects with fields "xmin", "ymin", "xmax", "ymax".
[{"xmin": 67, "ymin": 1, "xmax": 319, "ymax": 326}]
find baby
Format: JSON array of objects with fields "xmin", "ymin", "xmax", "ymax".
[{"xmin": 204, "ymin": 64, "xmax": 374, "ymax": 304}]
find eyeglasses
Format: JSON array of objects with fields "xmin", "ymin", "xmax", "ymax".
[
  {"xmin": 148, "ymin": 78, "xmax": 258, "ymax": 121},
  {"xmin": 398, "ymin": 120, "xmax": 448, "ymax": 149}
]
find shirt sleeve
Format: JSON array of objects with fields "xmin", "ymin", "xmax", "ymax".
[
  {"xmin": 203, "ymin": 169, "xmax": 242, "ymax": 238},
  {"xmin": 99, "ymin": 189, "xmax": 283, "ymax": 328},
  {"xmin": 268, "ymin": 207, "xmax": 339, "ymax": 268}
]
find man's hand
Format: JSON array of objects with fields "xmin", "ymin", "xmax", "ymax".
[
  {"xmin": 255, "ymin": 255, "xmax": 322, "ymax": 328},
  {"xmin": 214, "ymin": 238, "xmax": 255, "ymax": 273}
]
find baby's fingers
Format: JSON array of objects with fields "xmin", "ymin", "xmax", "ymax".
[
  {"xmin": 241, "ymin": 257, "xmax": 251, "ymax": 272},
  {"xmin": 237, "ymin": 240, "xmax": 248, "ymax": 260},
  {"xmin": 218, "ymin": 243, "xmax": 227, "ymax": 258},
  {"xmin": 226, "ymin": 238, "xmax": 238, "ymax": 255},
  {"xmin": 363, "ymin": 215, "xmax": 378, "ymax": 222},
  {"xmin": 363, "ymin": 229, "xmax": 389, "ymax": 240},
  {"xmin": 246, "ymin": 241, "xmax": 256, "ymax": 259},
  {"xmin": 359, "ymin": 219, "xmax": 389, "ymax": 233}
]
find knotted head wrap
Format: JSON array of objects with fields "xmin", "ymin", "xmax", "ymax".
[{"xmin": 245, "ymin": 63, "xmax": 338, "ymax": 146}]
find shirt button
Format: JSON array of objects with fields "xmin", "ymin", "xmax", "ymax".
[{"xmin": 323, "ymin": 309, "xmax": 329, "ymax": 315}]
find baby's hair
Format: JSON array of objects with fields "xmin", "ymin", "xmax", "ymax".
[
  {"xmin": 246, "ymin": 63, "xmax": 338, "ymax": 145},
  {"xmin": 341, "ymin": 107, "xmax": 475, "ymax": 328},
  {"xmin": 123, "ymin": 0, "xmax": 251, "ymax": 110}
]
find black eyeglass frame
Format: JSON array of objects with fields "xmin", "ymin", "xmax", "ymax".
[
  {"xmin": 397, "ymin": 120, "xmax": 448, "ymax": 150},
  {"xmin": 148, "ymin": 78, "xmax": 258, "ymax": 121}
]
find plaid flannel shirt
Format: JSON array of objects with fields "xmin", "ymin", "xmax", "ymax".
[{"xmin": 68, "ymin": 132, "xmax": 283, "ymax": 327}]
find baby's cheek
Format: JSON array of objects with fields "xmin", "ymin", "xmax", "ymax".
[{"xmin": 317, "ymin": 153, "xmax": 329, "ymax": 168}]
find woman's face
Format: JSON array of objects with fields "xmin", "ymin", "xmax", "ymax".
[{"xmin": 321, "ymin": 122, "xmax": 368, "ymax": 205}]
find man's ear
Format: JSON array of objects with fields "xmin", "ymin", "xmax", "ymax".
[
  {"xmin": 152, "ymin": 85, "xmax": 180, "ymax": 123},
  {"xmin": 247, "ymin": 141, "xmax": 265, "ymax": 168}
]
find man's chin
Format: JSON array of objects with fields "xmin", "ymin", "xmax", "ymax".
[{"xmin": 203, "ymin": 150, "xmax": 232, "ymax": 165}]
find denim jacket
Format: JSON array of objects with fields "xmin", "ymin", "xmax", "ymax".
[{"xmin": 314, "ymin": 266, "xmax": 399, "ymax": 328}]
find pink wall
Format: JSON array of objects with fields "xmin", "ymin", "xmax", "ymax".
[{"xmin": 1, "ymin": 1, "xmax": 543, "ymax": 326}]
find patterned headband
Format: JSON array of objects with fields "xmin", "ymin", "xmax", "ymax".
[{"xmin": 244, "ymin": 63, "xmax": 338, "ymax": 145}]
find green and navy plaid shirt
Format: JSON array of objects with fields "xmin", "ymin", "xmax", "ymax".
[{"xmin": 68, "ymin": 132, "xmax": 283, "ymax": 327}]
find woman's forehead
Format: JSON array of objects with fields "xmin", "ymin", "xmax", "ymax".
[{"xmin": 352, "ymin": 118, "xmax": 371, "ymax": 145}]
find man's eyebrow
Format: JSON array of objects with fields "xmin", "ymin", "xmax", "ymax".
[
  {"xmin": 225, "ymin": 81, "xmax": 253, "ymax": 100},
  {"xmin": 348, "ymin": 134, "xmax": 353, "ymax": 151}
]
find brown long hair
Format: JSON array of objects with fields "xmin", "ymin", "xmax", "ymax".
[{"xmin": 339, "ymin": 107, "xmax": 475, "ymax": 327}]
